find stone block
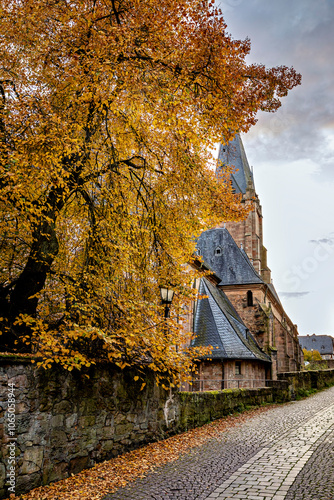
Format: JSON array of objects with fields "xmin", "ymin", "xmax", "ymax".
[
  {"xmin": 100, "ymin": 426, "xmax": 115, "ymax": 439},
  {"xmin": 114, "ymin": 413, "xmax": 127, "ymax": 425},
  {"xmin": 69, "ymin": 455, "xmax": 90, "ymax": 475},
  {"xmin": 42, "ymin": 460, "xmax": 68, "ymax": 484},
  {"xmin": 8, "ymin": 374, "xmax": 28, "ymax": 388},
  {"xmin": 78, "ymin": 398, "xmax": 99, "ymax": 415},
  {"xmin": 126, "ymin": 413, "xmax": 137, "ymax": 423},
  {"xmin": 51, "ymin": 414, "xmax": 64, "ymax": 428},
  {"xmin": 100, "ymin": 439, "xmax": 115, "ymax": 453},
  {"xmin": 115, "ymin": 422, "xmax": 133, "ymax": 436},
  {"xmin": 16, "ymin": 413, "xmax": 33, "ymax": 434},
  {"xmin": 21, "ymin": 446, "xmax": 44, "ymax": 474},
  {"xmin": 16, "ymin": 402, "xmax": 29, "ymax": 413},
  {"xmin": 16, "ymin": 472, "xmax": 41, "ymax": 495},
  {"xmin": 53, "ymin": 400, "xmax": 73, "ymax": 414},
  {"xmin": 50, "ymin": 429, "xmax": 68, "ymax": 447},
  {"xmin": 96, "ymin": 410, "xmax": 108, "ymax": 426},
  {"xmin": 78, "ymin": 415, "xmax": 95, "ymax": 428},
  {"xmin": 65, "ymin": 414, "xmax": 78, "ymax": 429}
]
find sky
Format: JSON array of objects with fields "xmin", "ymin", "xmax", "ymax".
[{"xmin": 215, "ymin": 0, "xmax": 334, "ymax": 335}]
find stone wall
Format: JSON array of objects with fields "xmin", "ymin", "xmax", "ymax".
[
  {"xmin": 306, "ymin": 359, "xmax": 334, "ymax": 369},
  {"xmin": 198, "ymin": 361, "xmax": 223, "ymax": 391},
  {"xmin": 0, "ymin": 357, "xmax": 177, "ymax": 499},
  {"xmin": 221, "ymin": 287, "xmax": 266, "ymax": 343},
  {"xmin": 3, "ymin": 357, "xmax": 330, "ymax": 499},
  {"xmin": 176, "ymin": 386, "xmax": 281, "ymax": 431},
  {"xmin": 278, "ymin": 368, "xmax": 334, "ymax": 398}
]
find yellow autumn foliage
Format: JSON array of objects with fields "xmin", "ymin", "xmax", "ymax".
[{"xmin": 0, "ymin": 0, "xmax": 301, "ymax": 384}]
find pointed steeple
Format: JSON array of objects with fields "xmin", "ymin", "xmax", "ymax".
[
  {"xmin": 217, "ymin": 134, "xmax": 255, "ymax": 194},
  {"xmin": 215, "ymin": 133, "xmax": 271, "ymax": 281}
]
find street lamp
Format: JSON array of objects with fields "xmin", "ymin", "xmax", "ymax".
[{"xmin": 159, "ymin": 286, "xmax": 174, "ymax": 319}]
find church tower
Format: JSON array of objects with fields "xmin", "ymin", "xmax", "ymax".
[{"xmin": 216, "ymin": 134, "xmax": 271, "ymax": 283}]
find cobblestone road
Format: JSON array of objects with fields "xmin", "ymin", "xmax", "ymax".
[{"xmin": 103, "ymin": 387, "xmax": 334, "ymax": 500}]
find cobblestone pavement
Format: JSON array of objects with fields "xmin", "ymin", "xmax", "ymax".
[{"xmin": 103, "ymin": 387, "xmax": 334, "ymax": 500}]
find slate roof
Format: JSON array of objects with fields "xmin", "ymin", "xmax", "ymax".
[
  {"xmin": 298, "ymin": 334, "xmax": 334, "ymax": 355},
  {"xmin": 196, "ymin": 228, "xmax": 263, "ymax": 286},
  {"xmin": 217, "ymin": 134, "xmax": 254, "ymax": 194},
  {"xmin": 192, "ymin": 278, "xmax": 270, "ymax": 362}
]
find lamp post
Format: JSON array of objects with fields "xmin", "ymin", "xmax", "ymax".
[{"xmin": 159, "ymin": 286, "xmax": 174, "ymax": 319}]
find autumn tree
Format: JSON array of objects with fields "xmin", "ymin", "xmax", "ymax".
[
  {"xmin": 0, "ymin": 0, "xmax": 301, "ymax": 384},
  {"xmin": 303, "ymin": 348, "xmax": 322, "ymax": 362}
]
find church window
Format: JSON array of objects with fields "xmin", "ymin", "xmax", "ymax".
[
  {"xmin": 235, "ymin": 361, "xmax": 242, "ymax": 375},
  {"xmin": 247, "ymin": 290, "xmax": 253, "ymax": 307}
]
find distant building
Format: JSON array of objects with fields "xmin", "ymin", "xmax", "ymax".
[{"xmin": 298, "ymin": 334, "xmax": 334, "ymax": 360}]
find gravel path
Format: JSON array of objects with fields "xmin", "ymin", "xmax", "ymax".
[{"xmin": 103, "ymin": 387, "xmax": 334, "ymax": 500}]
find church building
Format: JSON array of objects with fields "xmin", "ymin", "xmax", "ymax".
[{"xmin": 187, "ymin": 135, "xmax": 302, "ymax": 389}]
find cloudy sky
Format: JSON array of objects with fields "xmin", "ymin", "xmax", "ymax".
[{"xmin": 216, "ymin": 0, "xmax": 334, "ymax": 335}]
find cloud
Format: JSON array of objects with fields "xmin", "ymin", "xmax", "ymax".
[
  {"xmin": 309, "ymin": 238, "xmax": 334, "ymax": 245},
  {"xmin": 309, "ymin": 232, "xmax": 334, "ymax": 245},
  {"xmin": 220, "ymin": 0, "xmax": 334, "ymax": 182},
  {"xmin": 279, "ymin": 291, "xmax": 310, "ymax": 298}
]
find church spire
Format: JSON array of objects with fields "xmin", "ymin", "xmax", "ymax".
[
  {"xmin": 217, "ymin": 134, "xmax": 255, "ymax": 194},
  {"xmin": 216, "ymin": 133, "xmax": 271, "ymax": 283}
]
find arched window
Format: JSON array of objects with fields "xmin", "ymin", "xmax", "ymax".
[{"xmin": 247, "ymin": 290, "xmax": 253, "ymax": 307}]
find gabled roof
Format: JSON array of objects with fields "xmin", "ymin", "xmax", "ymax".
[
  {"xmin": 196, "ymin": 228, "xmax": 263, "ymax": 286},
  {"xmin": 298, "ymin": 334, "xmax": 334, "ymax": 355},
  {"xmin": 217, "ymin": 134, "xmax": 254, "ymax": 194},
  {"xmin": 192, "ymin": 278, "xmax": 270, "ymax": 362}
]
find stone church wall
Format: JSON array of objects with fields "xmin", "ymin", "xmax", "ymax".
[
  {"xmin": 220, "ymin": 288, "xmax": 267, "ymax": 345},
  {"xmin": 184, "ymin": 359, "xmax": 268, "ymax": 391},
  {"xmin": 221, "ymin": 286, "xmax": 302, "ymax": 376}
]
